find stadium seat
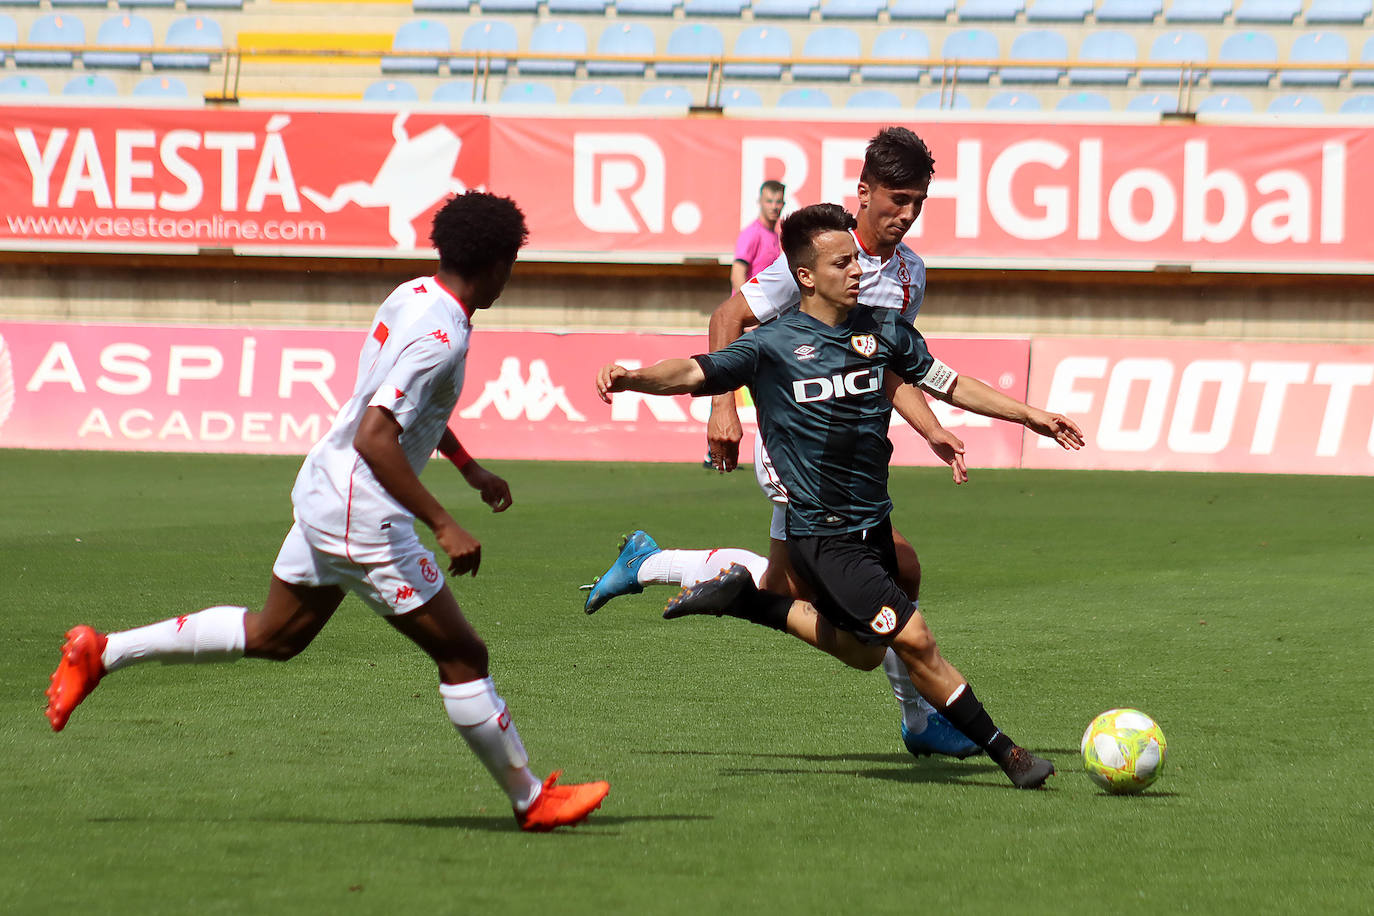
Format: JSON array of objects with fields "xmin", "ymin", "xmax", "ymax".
[
  {"xmin": 0, "ymin": 0, "xmax": 40, "ymax": 8},
  {"xmin": 414, "ymin": 0, "xmax": 472, "ymax": 13},
  {"xmin": 1127, "ymin": 91, "xmax": 1179, "ymax": 111},
  {"xmin": 1056, "ymin": 90, "xmax": 1113, "ymax": 109},
  {"xmin": 1139, "ymin": 30, "xmax": 1208, "ymax": 84},
  {"xmin": 860, "ymin": 28, "xmax": 929, "ymax": 81},
  {"xmin": 432, "ymin": 79, "xmax": 478, "ymax": 102},
  {"xmin": 51, "ymin": 0, "xmax": 105, "ymax": 9},
  {"xmin": 658, "ymin": 23, "xmax": 722, "ymax": 77},
  {"xmin": 916, "ymin": 89, "xmax": 972, "ymax": 108},
  {"xmin": 548, "ymin": 0, "xmax": 609, "ymax": 12},
  {"xmin": 792, "ymin": 27, "xmax": 860, "ymax": 80},
  {"xmin": 185, "ymin": 0, "xmax": 241, "ymax": 10},
  {"xmin": 617, "ymin": 0, "xmax": 679, "ymax": 13},
  {"xmin": 569, "ymin": 83, "xmax": 625, "ymax": 104},
  {"xmin": 1000, "ymin": 29, "xmax": 1068, "ymax": 83},
  {"xmin": 1304, "ymin": 0, "xmax": 1371, "ymax": 23},
  {"xmin": 819, "ymin": 0, "xmax": 887, "ymax": 17},
  {"xmin": 846, "ymin": 88, "xmax": 904, "ymax": 107},
  {"xmin": 939, "ymin": 28, "xmax": 998, "ymax": 82},
  {"xmin": 1095, "ymin": 0, "xmax": 1162, "ymax": 21},
  {"xmin": 479, "ymin": 0, "xmax": 539, "ymax": 12},
  {"xmin": 638, "ymin": 84, "xmax": 695, "ymax": 105},
  {"xmin": 500, "ymin": 81, "xmax": 557, "ymax": 102},
  {"xmin": 1025, "ymin": 0, "xmax": 1092, "ymax": 20},
  {"xmin": 0, "ymin": 14, "xmax": 17, "ymax": 66},
  {"xmin": 64, "ymin": 73, "xmax": 120, "ymax": 95},
  {"xmin": 716, "ymin": 86, "xmax": 763, "ymax": 108},
  {"xmin": 151, "ymin": 16, "xmax": 222, "ymax": 70},
  {"xmin": 15, "ymin": 14, "xmax": 85, "ymax": 67},
  {"xmin": 722, "ymin": 25, "xmax": 790, "ymax": 79},
  {"xmin": 588, "ymin": 22, "xmax": 654, "ymax": 76},
  {"xmin": 133, "ymin": 75, "xmax": 190, "ymax": 97},
  {"xmin": 1267, "ymin": 92, "xmax": 1324, "ymax": 112},
  {"xmin": 682, "ymin": 0, "xmax": 748, "ymax": 14},
  {"xmin": 1164, "ymin": 0, "xmax": 1230, "ymax": 20},
  {"xmin": 887, "ymin": 0, "xmax": 956, "ymax": 18},
  {"xmin": 453, "ymin": 20, "xmax": 517, "ymax": 74},
  {"xmin": 1195, "ymin": 92, "xmax": 1254, "ymax": 111},
  {"xmin": 1281, "ymin": 31, "xmax": 1347, "ymax": 87},
  {"xmin": 1353, "ymin": 36, "xmax": 1374, "ymax": 86},
  {"xmin": 1233, "ymin": 0, "xmax": 1299, "ymax": 21},
  {"xmin": 986, "ymin": 90, "xmax": 1042, "ymax": 109},
  {"xmin": 83, "ymin": 14, "xmax": 153, "ymax": 70},
  {"xmin": 1338, "ymin": 93, "xmax": 1374, "ymax": 112},
  {"xmin": 958, "ymin": 0, "xmax": 1024, "ymax": 20},
  {"xmin": 0, "ymin": 74, "xmax": 50, "ymax": 94},
  {"xmin": 382, "ymin": 20, "xmax": 450, "ymax": 74},
  {"xmin": 520, "ymin": 20, "xmax": 586, "ymax": 76},
  {"xmin": 777, "ymin": 87, "xmax": 833, "ymax": 107},
  {"xmin": 1068, "ymin": 30, "xmax": 1137, "ymax": 84},
  {"xmin": 1210, "ymin": 30, "xmax": 1277, "ymax": 85},
  {"xmin": 752, "ymin": 0, "xmax": 817, "ymax": 16},
  {"xmin": 362, "ymin": 79, "xmax": 419, "ymax": 102}
]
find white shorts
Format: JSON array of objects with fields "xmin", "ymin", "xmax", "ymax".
[
  {"xmin": 271, "ymin": 521, "xmax": 445, "ymax": 616},
  {"xmin": 753, "ymin": 435, "xmax": 789, "ymax": 541}
]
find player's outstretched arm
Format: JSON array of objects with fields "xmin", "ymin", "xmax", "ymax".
[
  {"xmin": 356, "ymin": 407, "xmax": 482, "ymax": 576},
  {"xmin": 439, "ymin": 426, "xmax": 512, "ymax": 513},
  {"xmin": 936, "ymin": 375, "xmax": 1086, "ymax": 451},
  {"xmin": 597, "ymin": 359, "xmax": 707, "ymax": 403},
  {"xmin": 705, "ymin": 292, "xmax": 760, "ymax": 472},
  {"xmin": 888, "ymin": 378, "xmax": 968, "ymax": 485}
]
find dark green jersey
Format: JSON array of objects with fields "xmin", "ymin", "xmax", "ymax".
[{"xmin": 695, "ymin": 305, "xmax": 956, "ymax": 537}]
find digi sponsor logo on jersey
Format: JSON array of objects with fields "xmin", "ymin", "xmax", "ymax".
[
  {"xmin": 870, "ymin": 606, "xmax": 898, "ymax": 635},
  {"xmin": 793, "ymin": 369, "xmax": 882, "ymax": 404}
]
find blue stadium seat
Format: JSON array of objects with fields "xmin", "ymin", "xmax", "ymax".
[
  {"xmin": 569, "ymin": 83, "xmax": 625, "ymax": 104},
  {"xmin": 777, "ymin": 87, "xmax": 833, "ymax": 107},
  {"xmin": 432, "ymin": 79, "xmax": 478, "ymax": 102},
  {"xmin": 958, "ymin": 0, "xmax": 1024, "ymax": 20},
  {"xmin": 133, "ymin": 75, "xmax": 190, "ymax": 97},
  {"xmin": 1164, "ymin": 0, "xmax": 1230, "ymax": 21},
  {"xmin": 588, "ymin": 22, "xmax": 654, "ymax": 76},
  {"xmin": 717, "ymin": 86, "xmax": 763, "ymax": 107},
  {"xmin": 860, "ymin": 28, "xmax": 929, "ymax": 81},
  {"xmin": 1195, "ymin": 92, "xmax": 1254, "ymax": 111},
  {"xmin": 682, "ymin": 0, "xmax": 748, "ymax": 14},
  {"xmin": 83, "ymin": 14, "xmax": 153, "ymax": 69},
  {"xmin": 1025, "ymin": 0, "xmax": 1092, "ymax": 20},
  {"xmin": 1057, "ymin": 90, "xmax": 1113, "ymax": 109},
  {"xmin": 1267, "ymin": 92, "xmax": 1323, "ymax": 112},
  {"xmin": 414, "ymin": 0, "xmax": 471, "ymax": 13},
  {"xmin": 0, "ymin": 14, "xmax": 18, "ymax": 66},
  {"xmin": 1354, "ymin": 36, "xmax": 1374, "ymax": 86},
  {"xmin": 453, "ymin": 20, "xmax": 517, "ymax": 74},
  {"xmin": 986, "ymin": 90, "xmax": 1042, "ymax": 109},
  {"xmin": 638, "ymin": 84, "xmax": 695, "ymax": 105},
  {"xmin": 916, "ymin": 89, "xmax": 972, "ymax": 108},
  {"xmin": 0, "ymin": 0, "xmax": 39, "ymax": 7},
  {"xmin": 185, "ymin": 0, "xmax": 241, "ymax": 10},
  {"xmin": 1095, "ymin": 0, "xmax": 1162, "ymax": 20},
  {"xmin": 51, "ymin": 0, "xmax": 105, "ymax": 9},
  {"xmin": 151, "ymin": 16, "xmax": 222, "ymax": 70},
  {"xmin": 382, "ymin": 19, "xmax": 449, "ymax": 74},
  {"xmin": 617, "ymin": 0, "xmax": 679, "ymax": 13},
  {"xmin": 1281, "ymin": 31, "xmax": 1347, "ymax": 87},
  {"xmin": 1001, "ymin": 28, "xmax": 1067, "ymax": 83},
  {"xmin": 723, "ymin": 25, "xmax": 790, "ymax": 79},
  {"xmin": 1139, "ymin": 29, "xmax": 1208, "ymax": 84},
  {"xmin": 479, "ymin": 0, "xmax": 539, "ymax": 12},
  {"xmin": 548, "ymin": 0, "xmax": 609, "ymax": 12},
  {"xmin": 846, "ymin": 88, "xmax": 904, "ymax": 107},
  {"xmin": 1305, "ymin": 0, "xmax": 1371, "ymax": 23},
  {"xmin": 16, "ymin": 14, "xmax": 85, "ymax": 67},
  {"xmin": 888, "ymin": 0, "xmax": 955, "ymax": 18},
  {"xmin": 753, "ymin": 0, "xmax": 817, "ymax": 16},
  {"xmin": 1338, "ymin": 93, "xmax": 1374, "ymax": 112},
  {"xmin": 1211, "ymin": 30, "xmax": 1276, "ymax": 85},
  {"xmin": 64, "ymin": 73, "xmax": 120, "ymax": 95},
  {"xmin": 1233, "ymin": 0, "xmax": 1299, "ymax": 21},
  {"xmin": 939, "ymin": 28, "xmax": 998, "ymax": 82},
  {"xmin": 500, "ymin": 81, "xmax": 557, "ymax": 102},
  {"xmin": 819, "ymin": 0, "xmax": 886, "ymax": 16},
  {"xmin": 119, "ymin": 0, "xmax": 174, "ymax": 10},
  {"xmin": 658, "ymin": 23, "xmax": 722, "ymax": 77},
  {"xmin": 0, "ymin": 74, "xmax": 50, "ymax": 95},
  {"xmin": 520, "ymin": 20, "xmax": 586, "ymax": 76},
  {"xmin": 1069, "ymin": 30, "xmax": 1137, "ymax": 84},
  {"xmin": 362, "ymin": 79, "xmax": 419, "ymax": 102},
  {"xmin": 792, "ymin": 27, "xmax": 860, "ymax": 80},
  {"xmin": 1127, "ymin": 92, "xmax": 1179, "ymax": 111}
]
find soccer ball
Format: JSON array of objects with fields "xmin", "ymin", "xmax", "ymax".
[{"xmin": 1080, "ymin": 708, "xmax": 1167, "ymax": 795}]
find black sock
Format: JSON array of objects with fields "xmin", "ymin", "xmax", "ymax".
[
  {"xmin": 721, "ymin": 576, "xmax": 791, "ymax": 631},
  {"xmin": 940, "ymin": 684, "xmax": 1016, "ymax": 761}
]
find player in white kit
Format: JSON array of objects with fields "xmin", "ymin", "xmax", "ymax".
[{"xmin": 45, "ymin": 192, "xmax": 609, "ymax": 832}]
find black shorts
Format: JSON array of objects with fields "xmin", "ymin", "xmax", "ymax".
[{"xmin": 786, "ymin": 516, "xmax": 914, "ymax": 646}]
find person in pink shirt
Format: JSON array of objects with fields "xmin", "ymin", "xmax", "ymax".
[{"xmin": 730, "ymin": 180, "xmax": 786, "ymax": 293}]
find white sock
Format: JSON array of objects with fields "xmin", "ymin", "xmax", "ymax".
[
  {"xmin": 881, "ymin": 645, "xmax": 940, "ymax": 732},
  {"xmin": 637, "ymin": 548, "xmax": 769, "ymax": 588},
  {"xmin": 440, "ymin": 678, "xmax": 542, "ymax": 812},
  {"xmin": 101, "ymin": 606, "xmax": 246, "ymax": 672}
]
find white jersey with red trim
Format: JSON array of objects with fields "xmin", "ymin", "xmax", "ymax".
[
  {"xmin": 290, "ymin": 276, "xmax": 472, "ymax": 561},
  {"xmin": 739, "ymin": 231, "xmax": 925, "ymax": 325}
]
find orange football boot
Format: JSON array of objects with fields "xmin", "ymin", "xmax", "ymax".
[
  {"xmin": 516, "ymin": 770, "xmax": 610, "ymax": 832},
  {"xmin": 45, "ymin": 625, "xmax": 108, "ymax": 732}
]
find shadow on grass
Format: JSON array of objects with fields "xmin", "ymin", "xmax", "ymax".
[{"xmin": 89, "ymin": 813, "xmax": 711, "ymax": 833}]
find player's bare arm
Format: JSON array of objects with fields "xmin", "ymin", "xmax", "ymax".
[
  {"xmin": 439, "ymin": 426, "xmax": 512, "ymax": 513},
  {"xmin": 926, "ymin": 375, "xmax": 1085, "ymax": 451},
  {"xmin": 355, "ymin": 406, "xmax": 483, "ymax": 576},
  {"xmin": 705, "ymin": 292, "xmax": 760, "ymax": 472},
  {"xmin": 886, "ymin": 376, "xmax": 968, "ymax": 485},
  {"xmin": 729, "ymin": 260, "xmax": 750, "ymax": 294},
  {"xmin": 597, "ymin": 359, "xmax": 707, "ymax": 403}
]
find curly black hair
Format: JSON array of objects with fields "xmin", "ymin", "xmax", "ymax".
[
  {"xmin": 429, "ymin": 191, "xmax": 529, "ymax": 276},
  {"xmin": 859, "ymin": 127, "xmax": 936, "ymax": 189},
  {"xmin": 780, "ymin": 202, "xmax": 857, "ymax": 275}
]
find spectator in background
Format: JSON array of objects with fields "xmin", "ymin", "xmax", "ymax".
[{"xmin": 730, "ymin": 180, "xmax": 786, "ymax": 294}]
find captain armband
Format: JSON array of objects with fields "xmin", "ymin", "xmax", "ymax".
[{"xmin": 917, "ymin": 358, "xmax": 958, "ymax": 397}]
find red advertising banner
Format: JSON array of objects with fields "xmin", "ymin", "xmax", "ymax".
[
  {"xmin": 1024, "ymin": 337, "xmax": 1374, "ymax": 475},
  {"xmin": 2, "ymin": 105, "xmax": 1371, "ymax": 271},
  {"xmin": 0, "ymin": 320, "xmax": 1028, "ymax": 468}
]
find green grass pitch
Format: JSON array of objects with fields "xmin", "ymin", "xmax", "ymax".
[{"xmin": 2, "ymin": 451, "xmax": 1371, "ymax": 914}]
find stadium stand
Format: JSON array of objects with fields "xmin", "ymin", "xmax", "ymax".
[
  {"xmin": 500, "ymin": 80, "xmax": 557, "ymax": 101},
  {"xmin": 0, "ymin": 14, "xmax": 16, "ymax": 66},
  {"xmin": 617, "ymin": 0, "xmax": 679, "ymax": 13},
  {"xmin": 520, "ymin": 20, "xmax": 585, "ymax": 76},
  {"xmin": 1339, "ymin": 94, "xmax": 1374, "ymax": 111},
  {"xmin": 860, "ymin": 28, "xmax": 929, "ymax": 81},
  {"xmin": 1355, "ymin": 36, "xmax": 1374, "ymax": 85},
  {"xmin": 1165, "ymin": 0, "xmax": 1232, "ymax": 21},
  {"xmin": 133, "ymin": 75, "xmax": 190, "ymax": 96},
  {"xmin": 1139, "ymin": 29, "xmax": 1208, "ymax": 84},
  {"xmin": 587, "ymin": 22, "xmax": 654, "ymax": 77},
  {"xmin": 1025, "ymin": 0, "xmax": 1094, "ymax": 20},
  {"xmin": 547, "ymin": 0, "xmax": 610, "ymax": 14},
  {"xmin": 1234, "ymin": 0, "xmax": 1302, "ymax": 21},
  {"xmin": 638, "ymin": 84, "xmax": 694, "ymax": 104},
  {"xmin": 382, "ymin": 19, "xmax": 449, "ymax": 74},
  {"xmin": 1211, "ymin": 30, "xmax": 1278, "ymax": 85},
  {"xmin": 940, "ymin": 28, "xmax": 998, "ymax": 82},
  {"xmin": 751, "ymin": 0, "xmax": 818, "ymax": 18},
  {"xmin": 454, "ymin": 20, "xmax": 517, "ymax": 74},
  {"xmin": 432, "ymin": 78, "xmax": 478, "ymax": 101},
  {"xmin": 777, "ymin": 85, "xmax": 833, "ymax": 106},
  {"xmin": 1195, "ymin": 92, "xmax": 1255, "ymax": 110},
  {"xmin": 722, "ymin": 25, "xmax": 790, "ymax": 79},
  {"xmin": 1304, "ymin": 0, "xmax": 1372, "ymax": 23},
  {"xmin": 1000, "ymin": 28, "xmax": 1069, "ymax": 83},
  {"xmin": 681, "ymin": 0, "xmax": 748, "ymax": 15},
  {"xmin": 888, "ymin": 0, "xmax": 957, "ymax": 18},
  {"xmin": 1056, "ymin": 90, "xmax": 1113, "ymax": 109},
  {"xmin": 15, "ymin": 14, "xmax": 84, "ymax": 68},
  {"xmin": 64, "ymin": 73, "xmax": 120, "ymax": 95},
  {"xmin": 917, "ymin": 88, "xmax": 972, "ymax": 107},
  {"xmin": 479, "ymin": 0, "xmax": 539, "ymax": 13},
  {"xmin": 1095, "ymin": 0, "xmax": 1164, "ymax": 22},
  {"xmin": 1128, "ymin": 91, "xmax": 1180, "ymax": 111},
  {"xmin": 792, "ymin": 27, "xmax": 860, "ymax": 81},
  {"xmin": 845, "ymin": 87, "xmax": 904, "ymax": 107},
  {"xmin": 0, "ymin": 74, "xmax": 49, "ymax": 94},
  {"xmin": 717, "ymin": 85, "xmax": 762, "ymax": 107},
  {"xmin": 569, "ymin": 82, "xmax": 624, "ymax": 102},
  {"xmin": 83, "ymin": 14, "xmax": 153, "ymax": 70},
  {"xmin": 362, "ymin": 78, "xmax": 419, "ymax": 101},
  {"xmin": 818, "ymin": 0, "xmax": 887, "ymax": 17},
  {"xmin": 151, "ymin": 16, "xmax": 223, "ymax": 70},
  {"xmin": 1268, "ymin": 91, "xmax": 1324, "ymax": 111},
  {"xmin": 658, "ymin": 23, "xmax": 721, "ymax": 78},
  {"xmin": 987, "ymin": 89, "xmax": 1042, "ymax": 108},
  {"xmin": 1068, "ymin": 30, "xmax": 1138, "ymax": 85},
  {"xmin": 958, "ymin": 0, "xmax": 1025, "ymax": 20},
  {"xmin": 1281, "ymin": 31, "xmax": 1348, "ymax": 86}
]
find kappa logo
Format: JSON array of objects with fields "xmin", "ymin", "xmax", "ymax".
[
  {"xmin": 793, "ymin": 345, "xmax": 818, "ymax": 361},
  {"xmin": 0, "ymin": 334, "xmax": 13, "ymax": 437},
  {"xmin": 396, "ymin": 585, "xmax": 417, "ymax": 603},
  {"xmin": 870, "ymin": 606, "xmax": 898, "ymax": 635},
  {"xmin": 460, "ymin": 357, "xmax": 586, "ymax": 422},
  {"xmin": 851, "ymin": 334, "xmax": 878, "ymax": 358},
  {"xmin": 430, "ymin": 329, "xmax": 450, "ymax": 347},
  {"xmin": 419, "ymin": 556, "xmax": 439, "ymax": 584}
]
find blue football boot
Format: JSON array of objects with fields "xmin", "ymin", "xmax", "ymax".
[
  {"xmin": 582, "ymin": 530, "xmax": 660, "ymax": 614},
  {"xmin": 901, "ymin": 711, "xmax": 982, "ymax": 760}
]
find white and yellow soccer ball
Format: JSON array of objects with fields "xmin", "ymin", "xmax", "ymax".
[{"xmin": 1081, "ymin": 708, "xmax": 1168, "ymax": 794}]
